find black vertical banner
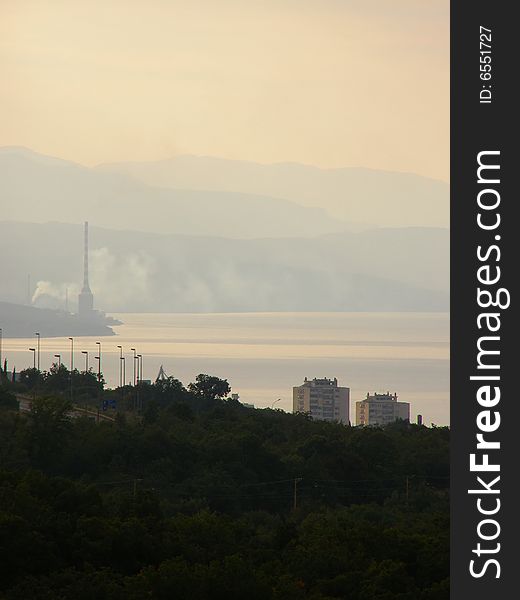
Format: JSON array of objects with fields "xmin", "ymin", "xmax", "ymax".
[{"xmin": 451, "ymin": 1, "xmax": 518, "ymax": 598}]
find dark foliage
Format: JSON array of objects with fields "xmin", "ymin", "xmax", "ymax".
[{"xmin": 0, "ymin": 376, "xmax": 449, "ymax": 598}]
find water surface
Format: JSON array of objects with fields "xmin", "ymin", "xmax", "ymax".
[{"xmin": 3, "ymin": 312, "xmax": 449, "ymax": 424}]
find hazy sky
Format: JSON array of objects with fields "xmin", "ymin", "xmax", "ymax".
[{"xmin": 1, "ymin": 0, "xmax": 449, "ymax": 180}]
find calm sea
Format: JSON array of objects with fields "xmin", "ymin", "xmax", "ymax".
[{"xmin": 3, "ymin": 312, "xmax": 449, "ymax": 424}]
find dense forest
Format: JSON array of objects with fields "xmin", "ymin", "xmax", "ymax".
[{"xmin": 0, "ymin": 368, "xmax": 449, "ymax": 599}]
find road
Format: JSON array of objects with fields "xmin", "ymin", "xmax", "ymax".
[{"xmin": 16, "ymin": 394, "xmax": 116, "ymax": 423}]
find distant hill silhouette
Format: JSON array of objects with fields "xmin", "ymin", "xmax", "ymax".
[
  {"xmin": 0, "ymin": 221, "xmax": 448, "ymax": 313},
  {"xmin": 1, "ymin": 147, "xmax": 448, "ymax": 313},
  {"xmin": 1, "ymin": 147, "xmax": 448, "ymax": 237},
  {"xmin": 96, "ymin": 154, "xmax": 449, "ymax": 228},
  {"xmin": 0, "ymin": 147, "xmax": 351, "ymax": 238},
  {"xmin": 0, "ymin": 301, "xmax": 116, "ymax": 338}
]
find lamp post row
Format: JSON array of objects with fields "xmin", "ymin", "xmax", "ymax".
[{"xmin": 10, "ymin": 333, "xmax": 144, "ymax": 387}]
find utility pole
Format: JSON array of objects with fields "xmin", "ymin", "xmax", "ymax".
[{"xmin": 293, "ymin": 477, "xmax": 303, "ymax": 510}]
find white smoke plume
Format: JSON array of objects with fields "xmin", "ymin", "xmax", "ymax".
[
  {"xmin": 90, "ymin": 247, "xmax": 156, "ymax": 311},
  {"xmin": 28, "ymin": 249, "xmax": 156, "ymax": 313},
  {"xmin": 32, "ymin": 281, "xmax": 80, "ymax": 310}
]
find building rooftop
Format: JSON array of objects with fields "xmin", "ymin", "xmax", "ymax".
[
  {"xmin": 300, "ymin": 377, "xmax": 339, "ymax": 387},
  {"xmin": 363, "ymin": 391, "xmax": 399, "ymax": 402}
]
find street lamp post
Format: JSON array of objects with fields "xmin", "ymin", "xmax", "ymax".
[
  {"xmin": 68, "ymin": 337, "xmax": 74, "ymax": 371},
  {"xmin": 136, "ymin": 354, "xmax": 143, "ymax": 412},
  {"xmin": 93, "ymin": 353, "xmax": 101, "ymax": 419},
  {"xmin": 117, "ymin": 345, "xmax": 123, "ymax": 388},
  {"xmin": 28, "ymin": 347, "xmax": 36, "ymax": 400},
  {"xmin": 121, "ymin": 356, "xmax": 126, "ymax": 387},
  {"xmin": 35, "ymin": 332, "xmax": 40, "ymax": 371},
  {"xmin": 54, "ymin": 354, "xmax": 61, "ymax": 369},
  {"xmin": 81, "ymin": 351, "xmax": 89, "ymax": 373},
  {"xmin": 136, "ymin": 354, "xmax": 141, "ymax": 384},
  {"xmin": 130, "ymin": 348, "xmax": 137, "ymax": 412},
  {"xmin": 0, "ymin": 327, "xmax": 3, "ymax": 373},
  {"xmin": 95, "ymin": 341, "xmax": 101, "ymax": 382},
  {"xmin": 131, "ymin": 350, "xmax": 139, "ymax": 410},
  {"xmin": 68, "ymin": 337, "xmax": 74, "ymax": 402},
  {"xmin": 131, "ymin": 348, "xmax": 137, "ymax": 386}
]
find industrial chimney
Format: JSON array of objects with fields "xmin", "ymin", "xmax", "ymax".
[{"xmin": 78, "ymin": 221, "xmax": 94, "ymax": 316}]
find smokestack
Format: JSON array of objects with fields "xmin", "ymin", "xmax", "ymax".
[
  {"xmin": 83, "ymin": 221, "xmax": 91, "ymax": 293},
  {"xmin": 78, "ymin": 221, "xmax": 94, "ymax": 315}
]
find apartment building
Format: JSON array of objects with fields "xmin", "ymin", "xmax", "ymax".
[{"xmin": 293, "ymin": 377, "xmax": 350, "ymax": 424}]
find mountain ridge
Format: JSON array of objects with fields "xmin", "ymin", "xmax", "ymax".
[
  {"xmin": 95, "ymin": 153, "xmax": 449, "ymax": 228},
  {"xmin": 0, "ymin": 148, "xmax": 354, "ymax": 238}
]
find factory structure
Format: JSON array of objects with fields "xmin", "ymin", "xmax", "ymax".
[
  {"xmin": 75, "ymin": 221, "xmax": 120, "ymax": 328},
  {"xmin": 78, "ymin": 221, "xmax": 95, "ymax": 317},
  {"xmin": 293, "ymin": 378, "xmax": 412, "ymax": 427}
]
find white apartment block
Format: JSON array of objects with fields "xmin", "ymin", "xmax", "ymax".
[
  {"xmin": 293, "ymin": 377, "xmax": 350, "ymax": 424},
  {"xmin": 356, "ymin": 392, "xmax": 410, "ymax": 426}
]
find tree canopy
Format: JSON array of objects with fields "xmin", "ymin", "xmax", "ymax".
[{"xmin": 0, "ymin": 376, "xmax": 449, "ymax": 599}]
